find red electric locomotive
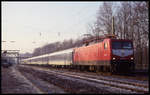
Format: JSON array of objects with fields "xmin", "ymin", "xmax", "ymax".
[{"xmin": 73, "ymin": 35, "xmax": 134, "ymax": 73}]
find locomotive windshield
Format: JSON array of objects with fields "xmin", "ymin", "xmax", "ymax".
[{"xmin": 112, "ymin": 41, "xmax": 132, "ymax": 49}]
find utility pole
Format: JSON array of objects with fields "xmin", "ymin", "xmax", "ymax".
[{"xmin": 112, "ymin": 16, "xmax": 115, "ymax": 35}]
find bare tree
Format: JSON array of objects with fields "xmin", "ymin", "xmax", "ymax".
[{"xmin": 87, "ymin": 2, "xmax": 113, "ymax": 37}]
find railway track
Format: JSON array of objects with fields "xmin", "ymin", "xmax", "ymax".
[
  {"xmin": 18, "ymin": 70, "xmax": 66, "ymax": 94},
  {"xmin": 45, "ymin": 69, "xmax": 148, "ymax": 89},
  {"xmin": 18, "ymin": 65, "xmax": 149, "ymax": 94},
  {"xmin": 51, "ymin": 71, "xmax": 148, "ymax": 93}
]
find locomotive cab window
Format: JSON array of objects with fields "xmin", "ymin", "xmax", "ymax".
[
  {"xmin": 104, "ymin": 42, "xmax": 108, "ymax": 49},
  {"xmin": 112, "ymin": 41, "xmax": 132, "ymax": 49}
]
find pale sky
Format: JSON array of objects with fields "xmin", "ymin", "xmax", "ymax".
[{"xmin": 2, "ymin": 2, "xmax": 101, "ymax": 53}]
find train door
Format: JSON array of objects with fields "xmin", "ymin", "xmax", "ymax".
[
  {"xmin": 103, "ymin": 41, "xmax": 108, "ymax": 62},
  {"xmin": 99, "ymin": 43, "xmax": 103, "ymax": 61}
]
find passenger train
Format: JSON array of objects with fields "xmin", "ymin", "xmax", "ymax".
[{"xmin": 22, "ymin": 35, "xmax": 134, "ymax": 73}]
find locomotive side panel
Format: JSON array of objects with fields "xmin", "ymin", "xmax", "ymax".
[
  {"xmin": 73, "ymin": 43, "xmax": 99, "ymax": 65},
  {"xmin": 73, "ymin": 39, "xmax": 111, "ymax": 66}
]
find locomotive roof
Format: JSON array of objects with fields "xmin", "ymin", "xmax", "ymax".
[
  {"xmin": 83, "ymin": 34, "xmax": 116, "ymax": 44},
  {"xmin": 111, "ymin": 38, "xmax": 133, "ymax": 42}
]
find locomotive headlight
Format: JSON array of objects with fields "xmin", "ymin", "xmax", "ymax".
[
  {"xmin": 112, "ymin": 57, "xmax": 116, "ymax": 60},
  {"xmin": 131, "ymin": 57, "xmax": 134, "ymax": 60}
]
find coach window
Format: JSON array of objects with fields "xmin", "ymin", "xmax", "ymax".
[{"xmin": 104, "ymin": 42, "xmax": 108, "ymax": 49}]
